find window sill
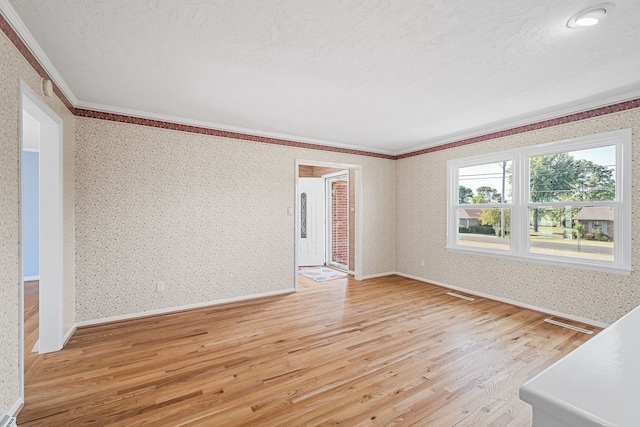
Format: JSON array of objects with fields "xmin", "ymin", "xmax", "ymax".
[{"xmin": 446, "ymin": 245, "xmax": 632, "ymax": 276}]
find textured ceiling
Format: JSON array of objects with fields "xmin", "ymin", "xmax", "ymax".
[{"xmin": 6, "ymin": 0, "xmax": 640, "ymax": 154}]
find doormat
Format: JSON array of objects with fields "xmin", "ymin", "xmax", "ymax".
[{"xmin": 299, "ymin": 267, "xmax": 348, "ymax": 282}]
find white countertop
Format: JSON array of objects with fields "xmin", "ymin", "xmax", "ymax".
[{"xmin": 520, "ymin": 306, "xmax": 640, "ymax": 427}]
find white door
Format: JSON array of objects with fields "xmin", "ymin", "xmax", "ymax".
[{"xmin": 298, "ymin": 178, "xmax": 325, "ymax": 266}]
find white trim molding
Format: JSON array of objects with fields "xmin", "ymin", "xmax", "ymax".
[
  {"xmin": 74, "ymin": 289, "xmax": 295, "ymax": 328},
  {"xmin": 63, "ymin": 325, "xmax": 76, "ymax": 346},
  {"xmin": 2, "ymin": 0, "xmax": 640, "ymax": 159},
  {"xmin": 21, "ymin": 81, "xmax": 66, "ymax": 354},
  {"xmin": 446, "ymin": 129, "xmax": 632, "ymax": 275},
  {"xmin": 0, "ymin": 0, "xmax": 78, "ymax": 105},
  {"xmin": 395, "ymin": 88, "xmax": 640, "ymax": 156},
  {"xmin": 294, "ymin": 159, "xmax": 364, "ymax": 290},
  {"xmin": 361, "ymin": 271, "xmax": 396, "ymax": 280},
  {"xmin": 394, "ymin": 272, "xmax": 609, "ymax": 329},
  {"xmin": 8, "ymin": 397, "xmax": 24, "ymax": 417},
  {"xmin": 77, "ymin": 101, "xmax": 397, "ymax": 157}
]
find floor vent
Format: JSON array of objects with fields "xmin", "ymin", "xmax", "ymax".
[
  {"xmin": 544, "ymin": 318, "xmax": 593, "ymax": 334},
  {"xmin": 0, "ymin": 415, "xmax": 17, "ymax": 427},
  {"xmin": 446, "ymin": 292, "xmax": 475, "ymax": 302}
]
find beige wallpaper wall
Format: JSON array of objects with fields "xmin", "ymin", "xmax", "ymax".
[
  {"xmin": 0, "ymin": 30, "xmax": 76, "ymax": 412},
  {"xmin": 396, "ymin": 109, "xmax": 640, "ymax": 325},
  {"xmin": 75, "ymin": 118, "xmax": 396, "ymax": 321},
  {"xmin": 3, "ymin": 6, "xmax": 637, "ymax": 418}
]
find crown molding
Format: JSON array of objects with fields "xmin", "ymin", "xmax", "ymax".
[
  {"xmin": 75, "ymin": 107, "xmax": 397, "ymax": 159},
  {"xmin": 397, "ymin": 95, "xmax": 640, "ymax": 159},
  {"xmin": 0, "ymin": 3, "xmax": 393, "ymax": 160},
  {"xmin": 2, "ymin": 0, "xmax": 639, "ymax": 161},
  {"xmin": 77, "ymin": 90, "xmax": 640, "ymax": 160},
  {"xmin": 0, "ymin": 0, "xmax": 78, "ymax": 106},
  {"xmin": 74, "ymin": 100, "xmax": 397, "ymax": 157},
  {"xmin": 396, "ymin": 89, "xmax": 640, "ymax": 157}
]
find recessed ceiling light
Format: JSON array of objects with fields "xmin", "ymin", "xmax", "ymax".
[{"xmin": 567, "ymin": 3, "xmax": 615, "ymax": 28}]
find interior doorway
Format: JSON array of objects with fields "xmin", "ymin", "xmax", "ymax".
[
  {"xmin": 19, "ymin": 80, "xmax": 65, "ymax": 400},
  {"xmin": 21, "ymin": 106, "xmax": 41, "ymax": 384},
  {"xmin": 295, "ymin": 160, "xmax": 363, "ymax": 290}
]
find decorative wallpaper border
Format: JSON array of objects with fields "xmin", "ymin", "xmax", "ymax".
[
  {"xmin": 2, "ymin": 11, "xmax": 639, "ymax": 160},
  {"xmin": 0, "ymin": 9, "xmax": 74, "ymax": 112},
  {"xmin": 396, "ymin": 98, "xmax": 640, "ymax": 159},
  {"xmin": 73, "ymin": 109, "xmax": 395, "ymax": 158}
]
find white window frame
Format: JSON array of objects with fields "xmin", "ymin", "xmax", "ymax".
[{"xmin": 446, "ymin": 129, "xmax": 632, "ymax": 275}]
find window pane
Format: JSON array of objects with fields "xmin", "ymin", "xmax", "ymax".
[
  {"xmin": 458, "ymin": 208, "xmax": 510, "ymax": 250},
  {"xmin": 529, "ymin": 206, "xmax": 614, "ymax": 262},
  {"xmin": 530, "ymin": 145, "xmax": 615, "ymax": 203},
  {"xmin": 458, "ymin": 161, "xmax": 512, "ymax": 204},
  {"xmin": 300, "ymin": 193, "xmax": 307, "ymax": 239}
]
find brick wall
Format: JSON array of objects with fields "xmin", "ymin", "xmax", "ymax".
[
  {"xmin": 331, "ymin": 179, "xmax": 349, "ymax": 266},
  {"xmin": 349, "ymin": 170, "xmax": 355, "ymax": 270}
]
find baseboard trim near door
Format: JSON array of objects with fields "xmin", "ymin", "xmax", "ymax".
[
  {"xmin": 361, "ymin": 271, "xmax": 396, "ymax": 280},
  {"xmin": 63, "ymin": 324, "xmax": 76, "ymax": 346},
  {"xmin": 75, "ymin": 289, "xmax": 295, "ymax": 328},
  {"xmin": 8, "ymin": 397, "xmax": 24, "ymax": 417}
]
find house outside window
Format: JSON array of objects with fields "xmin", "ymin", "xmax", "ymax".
[
  {"xmin": 447, "ymin": 129, "xmax": 632, "ymax": 274},
  {"xmin": 575, "ymin": 207, "xmax": 613, "ymax": 236}
]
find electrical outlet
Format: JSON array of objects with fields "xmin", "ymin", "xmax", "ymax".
[
  {"xmin": 420, "ymin": 260, "xmax": 425, "ymax": 267},
  {"xmin": 156, "ymin": 281, "xmax": 165, "ymax": 292}
]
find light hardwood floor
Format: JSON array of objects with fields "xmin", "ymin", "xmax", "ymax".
[
  {"xmin": 18, "ymin": 275, "xmax": 599, "ymax": 426},
  {"xmin": 23, "ymin": 280, "xmax": 42, "ymax": 384}
]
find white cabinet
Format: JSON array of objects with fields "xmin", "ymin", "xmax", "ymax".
[{"xmin": 520, "ymin": 306, "xmax": 640, "ymax": 427}]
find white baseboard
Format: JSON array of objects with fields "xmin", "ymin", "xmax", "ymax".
[
  {"xmin": 23, "ymin": 276, "xmax": 39, "ymax": 282},
  {"xmin": 394, "ymin": 272, "xmax": 609, "ymax": 328},
  {"xmin": 361, "ymin": 271, "xmax": 396, "ymax": 280},
  {"xmin": 31, "ymin": 327, "xmax": 76, "ymax": 353},
  {"xmin": 8, "ymin": 397, "xmax": 23, "ymax": 416},
  {"xmin": 75, "ymin": 288, "xmax": 295, "ymax": 328},
  {"xmin": 63, "ymin": 325, "xmax": 76, "ymax": 346}
]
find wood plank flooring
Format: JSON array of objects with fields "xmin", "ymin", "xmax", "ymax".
[
  {"xmin": 23, "ymin": 280, "xmax": 42, "ymax": 384},
  {"xmin": 18, "ymin": 275, "xmax": 599, "ymax": 426}
]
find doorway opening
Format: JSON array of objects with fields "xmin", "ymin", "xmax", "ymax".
[
  {"xmin": 295, "ymin": 160, "xmax": 362, "ymax": 290},
  {"xmin": 19, "ymin": 80, "xmax": 65, "ymax": 401},
  {"xmin": 21, "ymin": 106, "xmax": 41, "ymax": 385}
]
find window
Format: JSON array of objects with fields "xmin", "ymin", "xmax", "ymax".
[
  {"xmin": 300, "ymin": 193, "xmax": 307, "ymax": 239},
  {"xmin": 447, "ymin": 129, "xmax": 631, "ymax": 274},
  {"xmin": 457, "ymin": 160, "xmax": 513, "ymax": 251}
]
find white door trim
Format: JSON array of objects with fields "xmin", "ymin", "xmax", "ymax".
[
  {"xmin": 19, "ymin": 80, "xmax": 65, "ymax": 402},
  {"xmin": 295, "ymin": 160, "xmax": 363, "ymax": 291}
]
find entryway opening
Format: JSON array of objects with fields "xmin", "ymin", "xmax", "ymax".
[
  {"xmin": 19, "ymin": 80, "xmax": 65, "ymax": 402},
  {"xmin": 295, "ymin": 160, "xmax": 362, "ymax": 290}
]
